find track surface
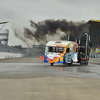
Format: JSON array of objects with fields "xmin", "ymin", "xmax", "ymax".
[
  {"xmin": 0, "ymin": 62, "xmax": 100, "ymax": 79},
  {"xmin": 0, "ymin": 57, "xmax": 100, "ymax": 100}
]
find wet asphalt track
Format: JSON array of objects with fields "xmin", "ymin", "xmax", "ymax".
[
  {"xmin": 0, "ymin": 57, "xmax": 100, "ymax": 100},
  {"xmin": 0, "ymin": 62, "xmax": 100, "ymax": 79}
]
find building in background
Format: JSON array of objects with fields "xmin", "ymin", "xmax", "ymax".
[
  {"xmin": 0, "ymin": 21, "xmax": 9, "ymax": 45},
  {"xmin": 0, "ymin": 29, "xmax": 9, "ymax": 45},
  {"xmin": 88, "ymin": 20, "xmax": 100, "ymax": 48}
]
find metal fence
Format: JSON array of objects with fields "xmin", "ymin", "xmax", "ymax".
[{"xmin": 0, "ymin": 44, "xmax": 23, "ymax": 53}]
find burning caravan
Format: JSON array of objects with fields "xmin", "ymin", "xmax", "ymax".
[{"xmin": 43, "ymin": 41, "xmax": 78, "ymax": 66}]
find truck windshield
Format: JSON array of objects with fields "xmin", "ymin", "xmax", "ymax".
[{"xmin": 48, "ymin": 47, "xmax": 64, "ymax": 53}]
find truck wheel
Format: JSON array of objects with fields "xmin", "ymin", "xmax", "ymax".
[
  {"xmin": 68, "ymin": 60, "xmax": 73, "ymax": 66},
  {"xmin": 69, "ymin": 63, "xmax": 72, "ymax": 66},
  {"xmin": 51, "ymin": 63, "xmax": 54, "ymax": 66},
  {"xmin": 80, "ymin": 62, "xmax": 82, "ymax": 66},
  {"xmin": 85, "ymin": 61, "xmax": 88, "ymax": 65}
]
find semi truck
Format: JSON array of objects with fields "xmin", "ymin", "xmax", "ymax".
[{"xmin": 40, "ymin": 33, "xmax": 92, "ymax": 66}]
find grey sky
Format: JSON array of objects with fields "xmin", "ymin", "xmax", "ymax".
[{"xmin": 0, "ymin": 0, "xmax": 100, "ymax": 46}]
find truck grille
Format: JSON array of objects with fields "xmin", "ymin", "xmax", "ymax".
[{"xmin": 67, "ymin": 54, "xmax": 71, "ymax": 63}]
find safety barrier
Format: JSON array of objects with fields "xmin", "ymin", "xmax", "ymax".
[
  {"xmin": 0, "ymin": 52, "xmax": 27, "ymax": 59},
  {"xmin": 89, "ymin": 58, "xmax": 100, "ymax": 64}
]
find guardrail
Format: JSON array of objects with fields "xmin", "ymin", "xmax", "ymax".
[{"xmin": 0, "ymin": 52, "xmax": 27, "ymax": 59}]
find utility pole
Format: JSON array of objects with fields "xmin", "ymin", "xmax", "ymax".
[
  {"xmin": 85, "ymin": 33, "xmax": 88, "ymax": 55},
  {"xmin": 67, "ymin": 31, "xmax": 70, "ymax": 41}
]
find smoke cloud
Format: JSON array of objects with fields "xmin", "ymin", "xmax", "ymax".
[{"xmin": 13, "ymin": 19, "xmax": 90, "ymax": 45}]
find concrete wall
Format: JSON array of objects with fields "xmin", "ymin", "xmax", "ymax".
[
  {"xmin": 0, "ymin": 52, "xmax": 27, "ymax": 59},
  {"xmin": 89, "ymin": 58, "xmax": 100, "ymax": 64}
]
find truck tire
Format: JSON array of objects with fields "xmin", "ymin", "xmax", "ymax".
[
  {"xmin": 80, "ymin": 62, "xmax": 82, "ymax": 66},
  {"xmin": 68, "ymin": 59, "xmax": 73, "ymax": 66},
  {"xmin": 51, "ymin": 63, "xmax": 54, "ymax": 66},
  {"xmin": 85, "ymin": 61, "xmax": 88, "ymax": 65}
]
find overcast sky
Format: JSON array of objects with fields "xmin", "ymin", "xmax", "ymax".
[{"xmin": 0, "ymin": 0, "xmax": 100, "ymax": 46}]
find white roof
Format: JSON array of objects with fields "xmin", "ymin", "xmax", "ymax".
[{"xmin": 46, "ymin": 41, "xmax": 75, "ymax": 47}]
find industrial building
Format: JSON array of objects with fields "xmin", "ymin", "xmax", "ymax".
[{"xmin": 88, "ymin": 20, "xmax": 100, "ymax": 48}]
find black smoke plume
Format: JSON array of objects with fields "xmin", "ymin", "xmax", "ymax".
[{"xmin": 13, "ymin": 19, "xmax": 90, "ymax": 45}]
